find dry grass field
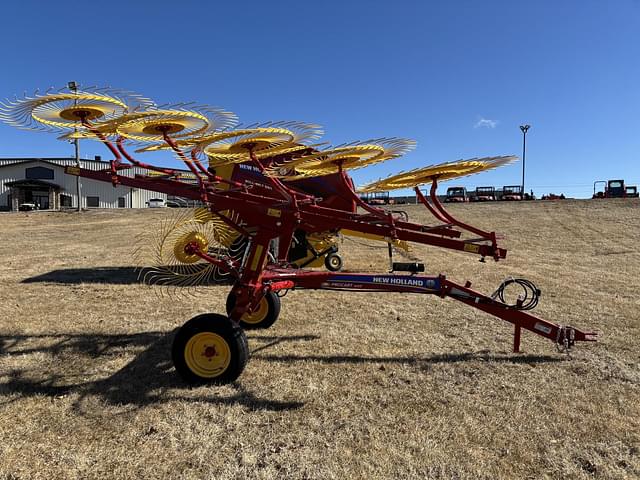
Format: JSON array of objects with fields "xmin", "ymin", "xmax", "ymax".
[{"xmin": 1, "ymin": 199, "xmax": 639, "ymax": 479}]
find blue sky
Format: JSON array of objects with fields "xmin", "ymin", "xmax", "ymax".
[{"xmin": 1, "ymin": 0, "xmax": 638, "ymax": 197}]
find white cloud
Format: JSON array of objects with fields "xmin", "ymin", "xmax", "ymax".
[{"xmin": 474, "ymin": 117, "xmax": 498, "ymax": 129}]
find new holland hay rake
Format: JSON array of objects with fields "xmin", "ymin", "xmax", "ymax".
[{"xmin": 0, "ymin": 85, "xmax": 597, "ymax": 384}]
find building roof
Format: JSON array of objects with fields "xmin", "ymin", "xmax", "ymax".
[
  {"xmin": 5, "ymin": 178, "xmax": 61, "ymax": 189},
  {"xmin": 0, "ymin": 157, "xmax": 191, "ymax": 173},
  {"xmin": 0, "ymin": 156, "xmax": 108, "ymax": 165},
  {"xmin": 0, "ymin": 159, "xmax": 75, "ymax": 170}
]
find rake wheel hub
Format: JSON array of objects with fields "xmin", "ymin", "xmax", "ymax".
[
  {"xmin": 58, "ymin": 107, "xmax": 106, "ymax": 121},
  {"xmin": 173, "ymin": 231, "xmax": 209, "ymax": 264},
  {"xmin": 142, "ymin": 122, "xmax": 186, "ymax": 135}
]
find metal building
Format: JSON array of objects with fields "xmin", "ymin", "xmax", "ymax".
[{"xmin": 0, "ymin": 157, "xmax": 171, "ymax": 211}]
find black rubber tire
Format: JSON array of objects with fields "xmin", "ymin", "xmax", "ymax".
[
  {"xmin": 226, "ymin": 290, "xmax": 281, "ymax": 330},
  {"xmin": 324, "ymin": 253, "xmax": 343, "ymax": 272},
  {"xmin": 172, "ymin": 313, "xmax": 248, "ymax": 385}
]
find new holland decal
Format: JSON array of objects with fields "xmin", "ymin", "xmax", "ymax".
[{"xmin": 321, "ymin": 275, "xmax": 440, "ymax": 291}]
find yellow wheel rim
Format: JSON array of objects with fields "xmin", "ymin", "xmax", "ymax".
[
  {"xmin": 184, "ymin": 332, "xmax": 231, "ymax": 378},
  {"xmin": 242, "ymin": 297, "xmax": 269, "ymax": 324}
]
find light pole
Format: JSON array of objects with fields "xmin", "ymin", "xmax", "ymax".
[
  {"xmin": 519, "ymin": 124, "xmax": 530, "ymax": 197},
  {"xmin": 69, "ymin": 81, "xmax": 82, "ymax": 211}
]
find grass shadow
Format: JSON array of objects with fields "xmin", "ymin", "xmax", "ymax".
[
  {"xmin": 21, "ymin": 267, "xmax": 142, "ymax": 285},
  {"xmin": 0, "ymin": 331, "xmax": 316, "ymax": 412},
  {"xmin": 0, "ymin": 330, "xmax": 563, "ymax": 413},
  {"xmin": 252, "ymin": 351, "xmax": 564, "ymax": 366},
  {"xmin": 21, "ymin": 266, "xmax": 234, "ymax": 286}
]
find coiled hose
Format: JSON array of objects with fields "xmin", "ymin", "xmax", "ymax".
[{"xmin": 491, "ymin": 277, "xmax": 541, "ymax": 310}]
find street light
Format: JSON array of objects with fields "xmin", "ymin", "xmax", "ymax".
[
  {"xmin": 69, "ymin": 81, "xmax": 82, "ymax": 212},
  {"xmin": 519, "ymin": 124, "xmax": 530, "ymax": 197}
]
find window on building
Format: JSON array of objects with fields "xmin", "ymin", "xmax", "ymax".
[
  {"xmin": 26, "ymin": 166, "xmax": 54, "ymax": 180},
  {"xmin": 118, "ymin": 197, "xmax": 126, "ymax": 208},
  {"xmin": 60, "ymin": 194, "xmax": 72, "ymax": 207},
  {"xmin": 87, "ymin": 196, "xmax": 99, "ymax": 208}
]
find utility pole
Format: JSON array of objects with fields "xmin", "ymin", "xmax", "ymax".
[
  {"xmin": 69, "ymin": 81, "xmax": 82, "ymax": 212},
  {"xmin": 519, "ymin": 124, "xmax": 530, "ymax": 196},
  {"xmin": 74, "ymin": 134, "xmax": 81, "ymax": 211}
]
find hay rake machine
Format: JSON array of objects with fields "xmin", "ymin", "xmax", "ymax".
[{"xmin": 1, "ymin": 85, "xmax": 598, "ymax": 384}]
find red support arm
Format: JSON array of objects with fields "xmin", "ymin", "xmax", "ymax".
[
  {"xmin": 441, "ymin": 278, "xmax": 598, "ymax": 352},
  {"xmin": 161, "ymin": 134, "xmax": 206, "ymax": 183},
  {"xmin": 255, "ymin": 268, "xmax": 597, "ymax": 353},
  {"xmin": 227, "ymin": 230, "xmax": 277, "ymax": 322},
  {"xmin": 188, "ymin": 244, "xmax": 240, "ymax": 277},
  {"xmin": 191, "ymin": 150, "xmax": 247, "ymax": 190},
  {"xmin": 415, "ymin": 185, "xmax": 450, "ymax": 223},
  {"xmin": 65, "ymin": 166, "xmax": 202, "ymax": 199},
  {"xmin": 339, "ymin": 168, "xmax": 390, "ymax": 219},
  {"xmin": 428, "ymin": 178, "xmax": 498, "ymax": 244},
  {"xmin": 414, "ymin": 178, "xmax": 504, "ymax": 260},
  {"xmin": 80, "ymin": 120, "xmax": 126, "ymax": 186},
  {"xmin": 116, "ymin": 137, "xmax": 182, "ymax": 176},
  {"xmin": 248, "ymin": 148, "xmax": 296, "ymax": 205},
  {"xmin": 163, "ymin": 138, "xmax": 213, "ymax": 180}
]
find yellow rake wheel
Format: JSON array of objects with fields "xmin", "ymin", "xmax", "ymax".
[
  {"xmin": 204, "ymin": 127, "xmax": 298, "ymax": 165},
  {"xmin": 133, "ymin": 129, "xmax": 262, "ymax": 154},
  {"xmin": 269, "ymin": 138, "xmax": 416, "ymax": 180},
  {"xmin": 292, "ymin": 145, "xmax": 386, "ymax": 175},
  {"xmin": 202, "ymin": 122, "xmax": 323, "ymax": 166},
  {"xmin": 134, "ymin": 208, "xmax": 241, "ymax": 292},
  {"xmin": 225, "ymin": 291, "xmax": 282, "ymax": 330},
  {"xmin": 0, "ymin": 87, "xmax": 154, "ymax": 135},
  {"xmin": 136, "ymin": 122, "xmax": 322, "ymax": 162},
  {"xmin": 114, "ymin": 106, "xmax": 237, "ymax": 143},
  {"xmin": 172, "ymin": 313, "xmax": 248, "ymax": 384},
  {"xmin": 359, "ymin": 156, "xmax": 517, "ymax": 192},
  {"xmin": 373, "ymin": 160, "xmax": 487, "ymax": 191}
]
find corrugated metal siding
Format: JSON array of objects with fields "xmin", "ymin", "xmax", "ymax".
[
  {"xmin": 0, "ymin": 167, "xmax": 20, "ymax": 208},
  {"xmin": 0, "ymin": 158, "xmax": 170, "ymax": 209}
]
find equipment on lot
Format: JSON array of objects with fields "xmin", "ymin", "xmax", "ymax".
[
  {"xmin": 0, "ymin": 85, "xmax": 598, "ymax": 385},
  {"xmin": 593, "ymin": 180, "xmax": 639, "ymax": 199},
  {"xmin": 444, "ymin": 186, "xmax": 468, "ymax": 203},
  {"xmin": 471, "ymin": 186, "xmax": 496, "ymax": 202},
  {"xmin": 541, "ymin": 193, "xmax": 566, "ymax": 200},
  {"xmin": 360, "ymin": 191, "xmax": 391, "ymax": 205},
  {"xmin": 501, "ymin": 185, "xmax": 523, "ymax": 201}
]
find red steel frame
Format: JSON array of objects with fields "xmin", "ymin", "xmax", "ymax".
[{"xmin": 65, "ymin": 124, "xmax": 597, "ymax": 353}]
